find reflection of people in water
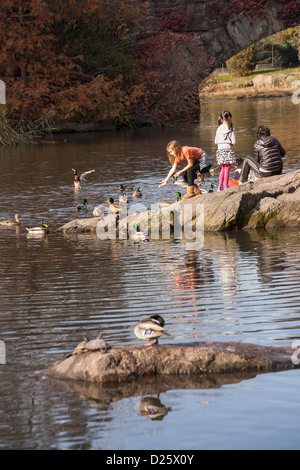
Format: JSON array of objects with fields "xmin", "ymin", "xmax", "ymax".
[
  {"xmin": 137, "ymin": 396, "xmax": 171, "ymax": 421},
  {"xmin": 160, "ymin": 249, "xmax": 215, "ymax": 338}
]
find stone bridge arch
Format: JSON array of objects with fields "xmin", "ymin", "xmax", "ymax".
[{"xmin": 136, "ymin": 0, "xmax": 299, "ymax": 69}]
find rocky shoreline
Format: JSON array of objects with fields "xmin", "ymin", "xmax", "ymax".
[
  {"xmin": 199, "ymin": 72, "xmax": 300, "ymax": 101},
  {"xmin": 57, "ymin": 169, "xmax": 300, "ymax": 236}
]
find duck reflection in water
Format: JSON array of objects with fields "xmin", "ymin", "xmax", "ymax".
[{"xmin": 137, "ymin": 396, "xmax": 171, "ymax": 421}]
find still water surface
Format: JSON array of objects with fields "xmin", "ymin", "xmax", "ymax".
[{"xmin": 0, "ymin": 97, "xmax": 300, "ymax": 450}]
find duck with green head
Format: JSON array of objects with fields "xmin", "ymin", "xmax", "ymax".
[
  {"xmin": 133, "ymin": 187, "xmax": 142, "ymax": 198},
  {"xmin": 172, "ymin": 176, "xmax": 187, "ymax": 188},
  {"xmin": 157, "ymin": 192, "xmax": 181, "ymax": 207},
  {"xmin": 26, "ymin": 222, "xmax": 49, "ymax": 235},
  {"xmin": 134, "ymin": 315, "xmax": 170, "ymax": 346},
  {"xmin": 132, "ymin": 223, "xmax": 147, "ymax": 241},
  {"xmin": 76, "ymin": 199, "xmax": 88, "ymax": 211}
]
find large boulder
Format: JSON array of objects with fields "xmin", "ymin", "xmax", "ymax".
[{"xmin": 47, "ymin": 341, "xmax": 299, "ymax": 384}]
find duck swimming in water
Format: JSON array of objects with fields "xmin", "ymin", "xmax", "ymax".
[
  {"xmin": 132, "ymin": 223, "xmax": 147, "ymax": 241},
  {"xmin": 201, "ymin": 183, "xmax": 216, "ymax": 193},
  {"xmin": 26, "ymin": 222, "xmax": 49, "ymax": 235},
  {"xmin": 156, "ymin": 192, "xmax": 182, "ymax": 207},
  {"xmin": 172, "ymin": 176, "xmax": 187, "ymax": 188},
  {"xmin": 72, "ymin": 168, "xmax": 95, "ymax": 190},
  {"xmin": 0, "ymin": 214, "xmax": 22, "ymax": 226},
  {"xmin": 119, "ymin": 184, "xmax": 134, "ymax": 192},
  {"xmin": 133, "ymin": 187, "xmax": 142, "ymax": 198},
  {"xmin": 134, "ymin": 315, "xmax": 170, "ymax": 346},
  {"xmin": 76, "ymin": 199, "xmax": 88, "ymax": 211}
]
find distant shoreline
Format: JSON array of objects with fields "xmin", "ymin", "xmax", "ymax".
[{"xmin": 199, "ymin": 68, "xmax": 300, "ymax": 102}]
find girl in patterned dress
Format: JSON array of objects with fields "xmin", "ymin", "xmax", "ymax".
[{"xmin": 215, "ymin": 110, "xmax": 236, "ymax": 191}]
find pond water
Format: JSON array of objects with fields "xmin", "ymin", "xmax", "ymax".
[{"xmin": 0, "ymin": 97, "xmax": 300, "ymax": 450}]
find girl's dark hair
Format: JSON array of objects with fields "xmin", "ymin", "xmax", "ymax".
[
  {"xmin": 235, "ymin": 158, "xmax": 243, "ymax": 166},
  {"xmin": 256, "ymin": 126, "xmax": 271, "ymax": 139},
  {"xmin": 218, "ymin": 110, "xmax": 233, "ymax": 130}
]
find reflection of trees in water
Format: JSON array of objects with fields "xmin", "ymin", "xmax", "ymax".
[
  {"xmin": 161, "ymin": 248, "xmax": 215, "ymax": 320},
  {"xmin": 199, "ymin": 98, "xmax": 299, "ymax": 169},
  {"xmin": 234, "ymin": 229, "xmax": 290, "ymax": 285}
]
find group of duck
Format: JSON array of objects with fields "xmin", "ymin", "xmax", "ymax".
[
  {"xmin": 0, "ymin": 167, "xmax": 215, "ymax": 237},
  {"xmin": 0, "ymin": 213, "xmax": 49, "ymax": 235},
  {"xmin": 73, "ymin": 168, "xmax": 185, "ymax": 241}
]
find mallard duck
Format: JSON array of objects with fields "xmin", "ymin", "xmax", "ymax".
[
  {"xmin": 0, "ymin": 213, "xmax": 22, "ymax": 226},
  {"xmin": 106, "ymin": 198, "xmax": 120, "ymax": 214},
  {"xmin": 72, "ymin": 168, "xmax": 95, "ymax": 189},
  {"xmin": 76, "ymin": 199, "xmax": 88, "ymax": 211},
  {"xmin": 157, "ymin": 192, "xmax": 182, "ymax": 207},
  {"xmin": 201, "ymin": 183, "xmax": 216, "ymax": 194},
  {"xmin": 119, "ymin": 184, "xmax": 134, "ymax": 192},
  {"xmin": 134, "ymin": 314, "xmax": 170, "ymax": 346},
  {"xmin": 132, "ymin": 223, "xmax": 147, "ymax": 241},
  {"xmin": 120, "ymin": 193, "xmax": 128, "ymax": 204},
  {"xmin": 133, "ymin": 187, "xmax": 142, "ymax": 198},
  {"xmin": 172, "ymin": 176, "xmax": 187, "ymax": 188},
  {"xmin": 26, "ymin": 222, "xmax": 49, "ymax": 235}
]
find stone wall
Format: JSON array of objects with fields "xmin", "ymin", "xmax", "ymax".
[{"xmin": 135, "ymin": 0, "xmax": 298, "ymax": 67}]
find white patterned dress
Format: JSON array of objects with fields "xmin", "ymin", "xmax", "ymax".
[{"xmin": 215, "ymin": 124, "xmax": 236, "ymax": 164}]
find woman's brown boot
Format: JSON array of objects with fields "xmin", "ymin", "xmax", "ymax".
[
  {"xmin": 181, "ymin": 185, "xmax": 196, "ymax": 200},
  {"xmin": 193, "ymin": 184, "xmax": 202, "ymax": 195}
]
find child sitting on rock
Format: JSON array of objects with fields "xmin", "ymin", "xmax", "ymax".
[{"xmin": 239, "ymin": 126, "xmax": 285, "ymax": 184}]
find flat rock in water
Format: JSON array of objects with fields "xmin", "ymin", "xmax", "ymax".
[{"xmin": 46, "ymin": 341, "xmax": 299, "ymax": 384}]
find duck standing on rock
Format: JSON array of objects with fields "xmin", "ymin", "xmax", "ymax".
[
  {"xmin": 0, "ymin": 214, "xmax": 22, "ymax": 226},
  {"xmin": 92, "ymin": 205, "xmax": 106, "ymax": 217},
  {"xmin": 134, "ymin": 315, "xmax": 170, "ymax": 346},
  {"xmin": 72, "ymin": 168, "xmax": 95, "ymax": 190}
]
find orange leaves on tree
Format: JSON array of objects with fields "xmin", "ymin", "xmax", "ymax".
[
  {"xmin": 137, "ymin": 31, "xmax": 214, "ymax": 121},
  {"xmin": 0, "ymin": 0, "xmax": 143, "ymax": 124}
]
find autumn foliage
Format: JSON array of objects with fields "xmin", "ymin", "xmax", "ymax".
[
  {"xmin": 137, "ymin": 31, "xmax": 213, "ymax": 122},
  {"xmin": 0, "ymin": 0, "xmax": 144, "ymax": 126},
  {"xmin": 0, "ymin": 0, "xmax": 298, "ymax": 130}
]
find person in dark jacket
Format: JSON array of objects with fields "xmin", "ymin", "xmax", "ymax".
[{"xmin": 239, "ymin": 126, "xmax": 285, "ymax": 183}]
